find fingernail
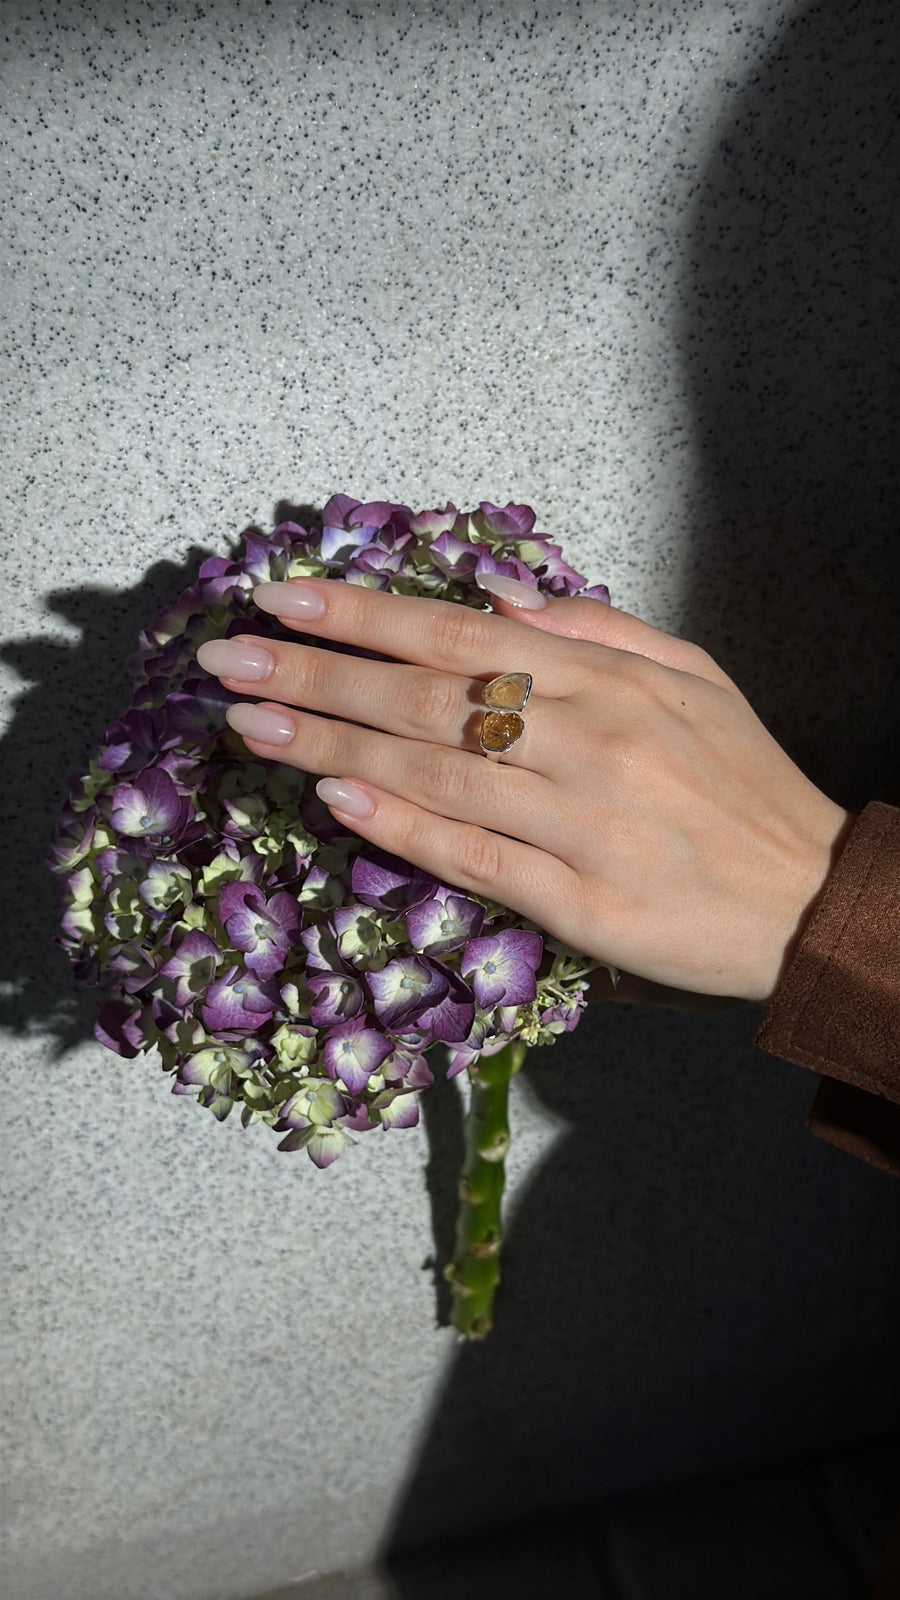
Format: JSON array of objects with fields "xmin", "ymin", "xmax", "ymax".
[
  {"xmin": 197, "ymin": 638, "xmax": 275, "ymax": 681},
  {"xmin": 476, "ymin": 572, "xmax": 548, "ymax": 610},
  {"xmin": 226, "ymin": 703, "xmax": 295, "ymax": 745},
  {"xmin": 254, "ymin": 581, "xmax": 327, "ymax": 621},
  {"xmin": 316, "ymin": 777, "xmax": 374, "ymax": 819}
]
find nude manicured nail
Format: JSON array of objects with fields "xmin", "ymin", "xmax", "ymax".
[
  {"xmin": 197, "ymin": 638, "xmax": 274, "ymax": 681},
  {"xmin": 316, "ymin": 777, "xmax": 374, "ymax": 819},
  {"xmin": 254, "ymin": 581, "xmax": 327, "ymax": 621},
  {"xmin": 226, "ymin": 703, "xmax": 295, "ymax": 745},
  {"xmin": 476, "ymin": 572, "xmax": 548, "ymax": 609}
]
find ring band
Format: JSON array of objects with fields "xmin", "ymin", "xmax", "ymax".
[{"xmin": 479, "ymin": 672, "xmax": 532, "ymax": 761}]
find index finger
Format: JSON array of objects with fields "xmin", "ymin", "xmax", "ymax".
[{"xmin": 252, "ymin": 577, "xmax": 601, "ymax": 698}]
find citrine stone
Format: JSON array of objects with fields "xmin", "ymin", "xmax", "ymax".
[
  {"xmin": 482, "ymin": 672, "xmax": 532, "ymax": 711},
  {"xmin": 480, "ymin": 710, "xmax": 525, "ymax": 753}
]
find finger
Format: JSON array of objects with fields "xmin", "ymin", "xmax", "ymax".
[
  {"xmin": 485, "ymin": 589, "xmax": 734, "ymax": 688},
  {"xmin": 251, "ymin": 576, "xmax": 608, "ymax": 699},
  {"xmin": 226, "ymin": 700, "xmax": 559, "ymax": 836},
  {"xmin": 310, "ymin": 772, "xmax": 585, "ymax": 936},
  {"xmin": 201, "ymin": 633, "xmax": 551, "ymax": 761}
]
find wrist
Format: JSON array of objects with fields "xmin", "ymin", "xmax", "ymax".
[{"xmin": 756, "ymin": 803, "xmax": 856, "ymax": 1007}]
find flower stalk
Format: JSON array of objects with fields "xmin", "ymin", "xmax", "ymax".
[{"xmin": 445, "ymin": 1039, "xmax": 527, "ymax": 1340}]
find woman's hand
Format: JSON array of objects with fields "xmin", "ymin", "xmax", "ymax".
[{"xmin": 196, "ymin": 576, "xmax": 851, "ymax": 1005}]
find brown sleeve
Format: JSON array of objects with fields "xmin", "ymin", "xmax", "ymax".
[{"xmin": 754, "ymin": 801, "xmax": 900, "ymax": 1173}]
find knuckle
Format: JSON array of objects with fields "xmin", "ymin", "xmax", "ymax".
[
  {"xmin": 604, "ymin": 724, "xmax": 649, "ymax": 777},
  {"xmin": 404, "ymin": 669, "xmax": 460, "ymax": 734},
  {"xmin": 427, "ymin": 603, "xmax": 484, "ymax": 669},
  {"xmin": 456, "ymin": 827, "xmax": 503, "ymax": 890},
  {"xmin": 683, "ymin": 641, "xmax": 716, "ymax": 673},
  {"xmin": 614, "ymin": 650, "xmax": 655, "ymax": 692},
  {"xmin": 307, "ymin": 715, "xmax": 347, "ymax": 771},
  {"xmin": 686, "ymin": 643, "xmax": 734, "ymax": 688},
  {"xmin": 280, "ymin": 645, "xmax": 329, "ymax": 704},
  {"xmin": 410, "ymin": 744, "xmax": 471, "ymax": 807}
]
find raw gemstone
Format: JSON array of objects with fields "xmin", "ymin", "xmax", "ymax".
[
  {"xmin": 482, "ymin": 672, "xmax": 532, "ymax": 711},
  {"xmin": 481, "ymin": 711, "xmax": 525, "ymax": 753}
]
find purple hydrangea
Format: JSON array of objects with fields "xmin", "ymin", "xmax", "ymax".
[{"xmin": 50, "ymin": 500, "xmax": 606, "ymax": 1165}]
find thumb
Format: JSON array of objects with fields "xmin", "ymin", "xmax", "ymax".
[{"xmin": 477, "ymin": 573, "xmax": 731, "ymax": 686}]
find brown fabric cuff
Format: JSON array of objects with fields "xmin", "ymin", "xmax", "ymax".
[
  {"xmin": 806, "ymin": 1076, "xmax": 900, "ymax": 1178},
  {"xmin": 755, "ymin": 801, "xmax": 900, "ymax": 1103}
]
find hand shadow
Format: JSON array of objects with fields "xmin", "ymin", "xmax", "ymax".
[{"xmin": 381, "ymin": 0, "xmax": 900, "ymax": 1583}]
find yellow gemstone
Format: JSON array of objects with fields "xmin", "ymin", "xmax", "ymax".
[
  {"xmin": 480, "ymin": 711, "xmax": 525, "ymax": 753},
  {"xmin": 482, "ymin": 672, "xmax": 532, "ymax": 711}
]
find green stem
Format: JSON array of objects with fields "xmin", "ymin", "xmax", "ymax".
[{"xmin": 445, "ymin": 1039, "xmax": 527, "ymax": 1340}]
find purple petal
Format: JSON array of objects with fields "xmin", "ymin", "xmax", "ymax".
[
  {"xmin": 322, "ymin": 1019, "xmax": 393, "ymax": 1094},
  {"xmin": 321, "ymin": 493, "xmax": 362, "ymax": 528},
  {"xmin": 165, "ymin": 680, "xmax": 235, "ymax": 743},
  {"xmin": 159, "ymin": 930, "xmax": 221, "ymax": 1007},
  {"xmin": 477, "ymin": 501, "xmax": 537, "ymax": 539},
  {"xmin": 300, "ymin": 920, "xmax": 343, "ymax": 973},
  {"xmin": 110, "ymin": 768, "xmax": 187, "ymax": 839},
  {"xmin": 379, "ymin": 1091, "xmax": 420, "ymax": 1130},
  {"xmin": 272, "ymin": 519, "xmax": 311, "ymax": 543},
  {"xmin": 98, "ymin": 709, "xmax": 176, "ymax": 773},
  {"xmin": 95, "ymin": 1001, "xmax": 146, "ymax": 1058},
  {"xmin": 308, "ymin": 970, "xmax": 364, "ymax": 1026},
  {"xmin": 349, "ymin": 500, "xmax": 410, "ymax": 530},
  {"xmin": 201, "ymin": 966, "xmax": 279, "ymax": 1033},
  {"xmin": 321, "ymin": 521, "xmax": 378, "ymax": 562},
  {"xmin": 446, "ymin": 1048, "xmax": 478, "ymax": 1079},
  {"xmin": 351, "ymin": 850, "xmax": 439, "ymax": 911},
  {"xmin": 366, "ymin": 956, "xmax": 448, "ymax": 1030},
  {"xmin": 417, "ymin": 969, "xmax": 475, "ymax": 1043},
  {"xmin": 409, "ymin": 504, "xmax": 460, "ymax": 537},
  {"xmin": 429, "ymin": 530, "xmax": 482, "ymax": 578},
  {"xmin": 219, "ymin": 883, "xmax": 301, "ymax": 978},
  {"xmin": 406, "ymin": 893, "xmax": 484, "ymax": 955},
  {"xmin": 462, "ymin": 930, "xmax": 543, "ymax": 1008}
]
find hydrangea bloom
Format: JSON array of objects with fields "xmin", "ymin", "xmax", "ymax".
[{"xmin": 51, "ymin": 500, "xmax": 609, "ymax": 1171}]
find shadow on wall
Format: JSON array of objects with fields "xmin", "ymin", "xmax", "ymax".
[
  {"xmin": 675, "ymin": 0, "xmax": 900, "ymax": 811},
  {"xmin": 0, "ymin": 547, "xmax": 215, "ymax": 1053},
  {"xmin": 1, "ymin": 499, "xmax": 329, "ymax": 1051},
  {"xmin": 381, "ymin": 0, "xmax": 900, "ymax": 1576}
]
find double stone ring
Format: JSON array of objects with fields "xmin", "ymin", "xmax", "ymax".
[{"xmin": 479, "ymin": 672, "xmax": 533, "ymax": 762}]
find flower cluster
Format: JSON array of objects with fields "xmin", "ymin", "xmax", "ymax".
[{"xmin": 51, "ymin": 499, "xmax": 608, "ymax": 1165}]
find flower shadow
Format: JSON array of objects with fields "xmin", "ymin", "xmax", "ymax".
[{"xmin": 1, "ymin": 544, "xmax": 222, "ymax": 1051}]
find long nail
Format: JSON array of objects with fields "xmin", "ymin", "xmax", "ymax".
[
  {"xmin": 197, "ymin": 638, "xmax": 275, "ymax": 681},
  {"xmin": 476, "ymin": 572, "xmax": 548, "ymax": 610},
  {"xmin": 226, "ymin": 703, "xmax": 295, "ymax": 745},
  {"xmin": 316, "ymin": 777, "xmax": 374, "ymax": 819},
  {"xmin": 254, "ymin": 581, "xmax": 327, "ymax": 621}
]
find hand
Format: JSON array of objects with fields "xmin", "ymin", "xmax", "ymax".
[{"xmin": 196, "ymin": 576, "xmax": 852, "ymax": 1005}]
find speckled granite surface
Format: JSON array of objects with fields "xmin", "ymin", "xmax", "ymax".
[{"xmin": 3, "ymin": 3, "xmax": 900, "ymax": 1598}]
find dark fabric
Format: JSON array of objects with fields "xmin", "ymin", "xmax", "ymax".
[
  {"xmin": 804, "ymin": 1076, "xmax": 900, "ymax": 1178},
  {"xmin": 755, "ymin": 801, "xmax": 900, "ymax": 1172},
  {"xmin": 753, "ymin": 801, "xmax": 900, "ymax": 1594}
]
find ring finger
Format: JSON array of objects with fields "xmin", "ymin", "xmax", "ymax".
[{"xmin": 224, "ymin": 698, "xmax": 560, "ymax": 848}]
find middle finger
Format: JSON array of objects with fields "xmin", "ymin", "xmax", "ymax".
[{"xmin": 197, "ymin": 633, "xmax": 551, "ymax": 765}]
